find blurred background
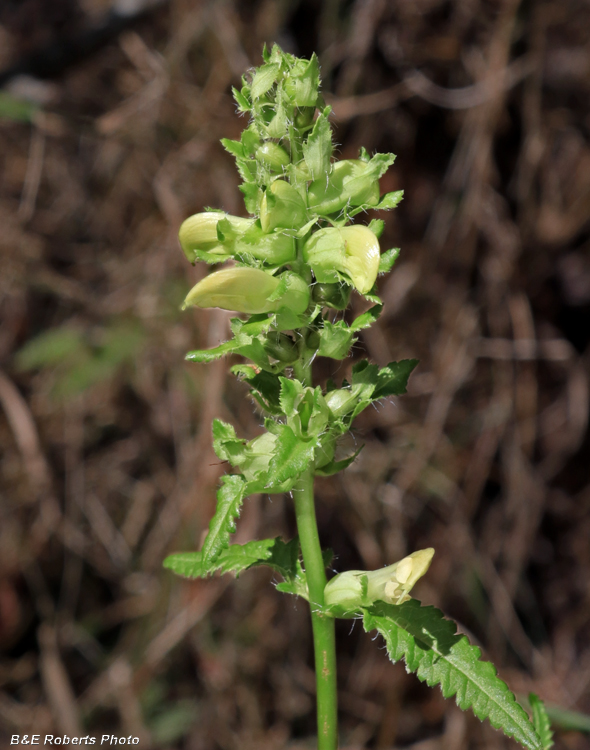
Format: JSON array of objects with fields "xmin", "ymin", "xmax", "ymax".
[{"xmin": 1, "ymin": 0, "xmax": 590, "ymax": 748}]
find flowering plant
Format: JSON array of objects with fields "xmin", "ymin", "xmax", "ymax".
[{"xmin": 164, "ymin": 45, "xmax": 551, "ymax": 750}]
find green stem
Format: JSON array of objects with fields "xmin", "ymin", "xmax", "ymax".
[
  {"xmin": 292, "ymin": 346, "xmax": 338, "ymax": 749},
  {"xmin": 293, "ymin": 468, "xmax": 338, "ymax": 750}
]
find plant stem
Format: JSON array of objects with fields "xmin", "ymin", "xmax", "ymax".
[{"xmin": 293, "ymin": 468, "xmax": 338, "ymax": 750}]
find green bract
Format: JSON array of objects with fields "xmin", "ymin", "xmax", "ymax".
[
  {"xmin": 260, "ymin": 180, "xmax": 308, "ymax": 232},
  {"xmin": 232, "ymin": 225, "xmax": 296, "ymax": 264},
  {"xmin": 307, "ymin": 159, "xmax": 380, "ymax": 215},
  {"xmin": 303, "ymin": 225, "xmax": 380, "ymax": 295},
  {"xmin": 256, "ymin": 142, "xmax": 290, "ymax": 171}
]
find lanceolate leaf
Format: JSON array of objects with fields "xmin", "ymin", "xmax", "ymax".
[
  {"xmin": 303, "ymin": 109, "xmax": 333, "ymax": 179},
  {"xmin": 251, "ymin": 63, "xmax": 279, "ymax": 98},
  {"xmin": 350, "ymin": 304, "xmax": 383, "ymax": 331},
  {"xmin": 186, "ymin": 340, "xmax": 240, "ymax": 363},
  {"xmin": 529, "ymin": 694, "xmax": 554, "ymax": 750},
  {"xmin": 378, "ymin": 248, "xmax": 400, "ymax": 274},
  {"xmin": 376, "ymin": 190, "xmax": 404, "ymax": 210},
  {"xmin": 163, "ymin": 537, "xmax": 300, "ymax": 580},
  {"xmin": 201, "ymin": 474, "xmax": 248, "ymax": 565},
  {"xmin": 363, "ymin": 601, "xmax": 542, "ymax": 750}
]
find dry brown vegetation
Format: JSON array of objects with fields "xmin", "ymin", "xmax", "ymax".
[{"xmin": 1, "ymin": 1, "xmax": 590, "ymax": 748}]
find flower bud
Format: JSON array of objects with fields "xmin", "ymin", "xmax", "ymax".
[
  {"xmin": 307, "ymin": 160, "xmax": 380, "ymax": 216},
  {"xmin": 303, "ymin": 225, "xmax": 380, "ymax": 295},
  {"xmin": 294, "ymin": 106, "xmax": 315, "ymax": 129},
  {"xmin": 183, "ymin": 268, "xmax": 310, "ymax": 315},
  {"xmin": 260, "ymin": 180, "xmax": 308, "ymax": 233},
  {"xmin": 179, "ymin": 212, "xmax": 253, "ymax": 263},
  {"xmin": 325, "ymin": 388, "xmax": 357, "ymax": 418},
  {"xmin": 312, "ymin": 282, "xmax": 351, "ymax": 310},
  {"xmin": 256, "ymin": 142, "xmax": 290, "ymax": 171},
  {"xmin": 324, "ymin": 549, "xmax": 435, "ymax": 618},
  {"xmin": 263, "ymin": 332, "xmax": 298, "ymax": 363},
  {"xmin": 235, "ymin": 230, "xmax": 296, "ymax": 265},
  {"xmin": 272, "ymin": 271, "xmax": 310, "ymax": 314}
]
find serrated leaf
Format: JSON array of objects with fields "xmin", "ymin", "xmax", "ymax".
[
  {"xmin": 374, "ymin": 359, "xmax": 419, "ymax": 398},
  {"xmin": 163, "ymin": 537, "xmax": 300, "ymax": 580},
  {"xmin": 315, "ymin": 444, "xmax": 364, "ymax": 476},
  {"xmin": 318, "ymin": 321, "xmax": 354, "ymax": 359},
  {"xmin": 363, "ymin": 600, "xmax": 542, "ymax": 750},
  {"xmin": 232, "ymin": 86, "xmax": 251, "ymax": 112},
  {"xmin": 279, "ymin": 376, "xmax": 304, "ymax": 417},
  {"xmin": 231, "ymin": 365, "xmax": 283, "ymax": 414},
  {"xmin": 185, "ymin": 340, "xmax": 239, "ymax": 364},
  {"xmin": 201, "ymin": 474, "xmax": 248, "ymax": 565},
  {"xmin": 235, "ymin": 156, "xmax": 258, "ymax": 184},
  {"xmin": 376, "ymin": 190, "xmax": 404, "ymax": 210},
  {"xmin": 212, "ymin": 418, "xmax": 246, "ymax": 465},
  {"xmin": 351, "ymin": 360, "xmax": 380, "ymax": 392},
  {"xmin": 186, "ymin": 335, "xmax": 273, "ymax": 371},
  {"xmin": 231, "ymin": 314, "xmax": 273, "ymax": 337},
  {"xmin": 379, "ymin": 248, "xmax": 400, "ymax": 274},
  {"xmin": 239, "ymin": 183, "xmax": 261, "ymax": 214},
  {"xmin": 368, "ymin": 218, "xmax": 385, "ymax": 238},
  {"xmin": 221, "ymin": 138, "xmax": 245, "ymax": 158},
  {"xmin": 529, "ymin": 694, "xmax": 554, "ymax": 750},
  {"xmin": 303, "ymin": 109, "xmax": 332, "ymax": 179},
  {"xmin": 288, "ymin": 53, "xmax": 320, "ymax": 107},
  {"xmin": 251, "ymin": 63, "xmax": 279, "ymax": 98},
  {"xmin": 265, "ymin": 424, "xmax": 316, "ymax": 487},
  {"xmin": 350, "ymin": 305, "xmax": 383, "ymax": 331}
]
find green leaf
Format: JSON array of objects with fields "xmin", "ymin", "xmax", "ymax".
[
  {"xmin": 232, "ymin": 86, "xmax": 251, "ymax": 112},
  {"xmin": 239, "ymin": 183, "xmax": 261, "ymax": 214},
  {"xmin": 529, "ymin": 694, "xmax": 554, "ymax": 750},
  {"xmin": 212, "ymin": 419, "xmax": 246, "ymax": 465},
  {"xmin": 351, "ymin": 360, "xmax": 380, "ymax": 392},
  {"xmin": 279, "ymin": 376, "xmax": 304, "ymax": 417},
  {"xmin": 251, "ymin": 63, "xmax": 279, "ymax": 98},
  {"xmin": 265, "ymin": 424, "xmax": 316, "ymax": 488},
  {"xmin": 163, "ymin": 537, "xmax": 300, "ymax": 580},
  {"xmin": 368, "ymin": 218, "xmax": 385, "ymax": 238},
  {"xmin": 363, "ymin": 600, "xmax": 542, "ymax": 750},
  {"xmin": 231, "ymin": 365, "xmax": 282, "ymax": 413},
  {"xmin": 350, "ymin": 304, "xmax": 383, "ymax": 331},
  {"xmin": 286, "ymin": 53, "xmax": 320, "ymax": 107},
  {"xmin": 221, "ymin": 138, "xmax": 245, "ymax": 158},
  {"xmin": 318, "ymin": 321, "xmax": 355, "ymax": 359},
  {"xmin": 537, "ymin": 703, "xmax": 590, "ymax": 734},
  {"xmin": 200, "ymin": 474, "xmax": 248, "ymax": 565},
  {"xmin": 379, "ymin": 248, "xmax": 401, "ymax": 274},
  {"xmin": 315, "ymin": 444, "xmax": 364, "ymax": 476},
  {"xmin": 186, "ymin": 340, "xmax": 240, "ymax": 363},
  {"xmin": 376, "ymin": 190, "xmax": 404, "ymax": 210},
  {"xmin": 374, "ymin": 359, "xmax": 419, "ymax": 398},
  {"xmin": 302, "ymin": 109, "xmax": 333, "ymax": 179}
]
